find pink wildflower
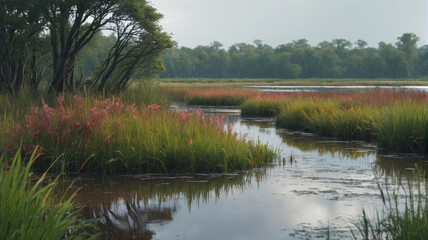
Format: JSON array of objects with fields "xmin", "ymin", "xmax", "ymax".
[{"xmin": 148, "ymin": 104, "xmax": 161, "ymax": 112}]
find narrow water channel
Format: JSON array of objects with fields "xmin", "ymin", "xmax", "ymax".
[{"xmin": 70, "ymin": 106, "xmax": 428, "ymax": 240}]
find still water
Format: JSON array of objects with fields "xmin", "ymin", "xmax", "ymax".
[
  {"xmin": 70, "ymin": 107, "xmax": 428, "ymax": 240},
  {"xmin": 245, "ymin": 85, "xmax": 428, "ymax": 93}
]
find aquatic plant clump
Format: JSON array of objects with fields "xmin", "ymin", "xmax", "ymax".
[
  {"xmin": 3, "ymin": 95, "xmax": 275, "ymax": 174},
  {"xmin": 0, "ymin": 148, "xmax": 96, "ymax": 240}
]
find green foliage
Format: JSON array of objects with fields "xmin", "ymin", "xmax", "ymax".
[
  {"xmin": 0, "ymin": 0, "xmax": 172, "ymax": 94},
  {"xmin": 0, "ymin": 148, "xmax": 97, "ymax": 240},
  {"xmin": 160, "ymin": 33, "xmax": 427, "ymax": 79}
]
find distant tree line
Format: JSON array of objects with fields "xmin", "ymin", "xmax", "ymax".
[
  {"xmin": 0, "ymin": 0, "xmax": 171, "ymax": 94},
  {"xmin": 160, "ymin": 33, "xmax": 428, "ymax": 79}
]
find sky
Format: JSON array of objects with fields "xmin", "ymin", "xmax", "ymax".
[{"xmin": 151, "ymin": 0, "xmax": 428, "ymax": 49}]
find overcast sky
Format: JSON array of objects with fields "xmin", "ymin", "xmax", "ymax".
[{"xmin": 151, "ymin": 0, "xmax": 428, "ymax": 49}]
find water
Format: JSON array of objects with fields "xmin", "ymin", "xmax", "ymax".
[
  {"xmin": 245, "ymin": 85, "xmax": 428, "ymax": 93},
  {"xmin": 69, "ymin": 108, "xmax": 428, "ymax": 240}
]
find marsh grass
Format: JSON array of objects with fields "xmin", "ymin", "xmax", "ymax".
[
  {"xmin": 351, "ymin": 169, "xmax": 428, "ymax": 240},
  {"xmin": 373, "ymin": 103, "xmax": 428, "ymax": 153},
  {"xmin": 239, "ymin": 90, "xmax": 428, "ymax": 153},
  {"xmin": 2, "ymin": 95, "xmax": 275, "ymax": 174},
  {"xmin": 241, "ymin": 98, "xmax": 284, "ymax": 117},
  {"xmin": 274, "ymin": 98, "xmax": 376, "ymax": 140},
  {"xmin": 0, "ymin": 148, "xmax": 97, "ymax": 240},
  {"xmin": 185, "ymin": 88, "xmax": 258, "ymax": 106}
]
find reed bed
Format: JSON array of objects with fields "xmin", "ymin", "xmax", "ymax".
[
  {"xmin": 0, "ymin": 148, "xmax": 96, "ymax": 240},
  {"xmin": 240, "ymin": 90, "xmax": 428, "ymax": 153},
  {"xmin": 276, "ymin": 98, "xmax": 377, "ymax": 140},
  {"xmin": 2, "ymin": 95, "xmax": 275, "ymax": 174},
  {"xmin": 169, "ymin": 87, "xmax": 259, "ymax": 106}
]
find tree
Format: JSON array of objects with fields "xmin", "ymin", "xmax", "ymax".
[
  {"xmin": 1, "ymin": 0, "xmax": 171, "ymax": 94},
  {"xmin": 0, "ymin": 0, "xmax": 45, "ymax": 93},
  {"xmin": 355, "ymin": 40, "xmax": 368, "ymax": 51},
  {"xmin": 91, "ymin": 0, "xmax": 172, "ymax": 93},
  {"xmin": 396, "ymin": 33, "xmax": 419, "ymax": 76},
  {"xmin": 379, "ymin": 42, "xmax": 407, "ymax": 78}
]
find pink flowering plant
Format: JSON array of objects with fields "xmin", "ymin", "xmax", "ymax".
[{"xmin": 3, "ymin": 95, "xmax": 274, "ymax": 174}]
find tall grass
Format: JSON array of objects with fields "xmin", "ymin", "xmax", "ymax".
[
  {"xmin": 373, "ymin": 103, "xmax": 428, "ymax": 153},
  {"xmin": 241, "ymin": 98, "xmax": 284, "ymax": 117},
  {"xmin": 275, "ymin": 98, "xmax": 376, "ymax": 140},
  {"xmin": 167, "ymin": 87, "xmax": 258, "ymax": 106},
  {"xmin": 238, "ymin": 90, "xmax": 428, "ymax": 153},
  {"xmin": 351, "ymin": 169, "xmax": 428, "ymax": 239},
  {"xmin": 0, "ymin": 148, "xmax": 96, "ymax": 240},
  {"xmin": 2, "ymin": 95, "xmax": 275, "ymax": 174}
]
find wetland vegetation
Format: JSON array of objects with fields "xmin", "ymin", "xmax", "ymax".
[{"xmin": 1, "ymin": 0, "xmax": 428, "ymax": 238}]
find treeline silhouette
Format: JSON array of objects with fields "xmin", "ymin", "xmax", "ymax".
[{"xmin": 160, "ymin": 33, "xmax": 428, "ymax": 79}]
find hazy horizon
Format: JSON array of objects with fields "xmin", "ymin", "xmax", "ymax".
[{"xmin": 152, "ymin": 0, "xmax": 428, "ymax": 49}]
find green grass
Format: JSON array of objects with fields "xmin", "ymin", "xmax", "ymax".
[
  {"xmin": 273, "ymin": 98, "xmax": 428, "ymax": 153},
  {"xmin": 274, "ymin": 98, "xmax": 375, "ymax": 140},
  {"xmin": 241, "ymin": 98, "xmax": 284, "ymax": 117},
  {"xmin": 351, "ymin": 169, "xmax": 428, "ymax": 240},
  {"xmin": 0, "ymin": 148, "xmax": 97, "ymax": 240},
  {"xmin": 373, "ymin": 103, "xmax": 428, "ymax": 153},
  {"xmin": 2, "ymin": 94, "xmax": 275, "ymax": 174},
  {"xmin": 240, "ymin": 91, "xmax": 428, "ymax": 153}
]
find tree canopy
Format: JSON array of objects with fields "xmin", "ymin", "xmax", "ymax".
[
  {"xmin": 0, "ymin": 0, "xmax": 172, "ymax": 94},
  {"xmin": 160, "ymin": 33, "xmax": 428, "ymax": 79}
]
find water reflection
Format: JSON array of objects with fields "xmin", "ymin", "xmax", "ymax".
[
  {"xmin": 374, "ymin": 154, "xmax": 428, "ymax": 179},
  {"xmin": 240, "ymin": 119, "xmax": 376, "ymax": 160},
  {"xmin": 69, "ymin": 172, "xmax": 266, "ymax": 239},
  {"xmin": 246, "ymin": 85, "xmax": 428, "ymax": 93}
]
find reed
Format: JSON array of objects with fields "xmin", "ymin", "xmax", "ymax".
[
  {"xmin": 2, "ymin": 95, "xmax": 275, "ymax": 174},
  {"xmin": 373, "ymin": 103, "xmax": 428, "ymax": 153},
  {"xmin": 241, "ymin": 90, "xmax": 428, "ymax": 153},
  {"xmin": 175, "ymin": 88, "xmax": 258, "ymax": 106},
  {"xmin": 351, "ymin": 169, "xmax": 428, "ymax": 239},
  {"xmin": 0, "ymin": 148, "xmax": 97, "ymax": 240},
  {"xmin": 241, "ymin": 98, "xmax": 285, "ymax": 117}
]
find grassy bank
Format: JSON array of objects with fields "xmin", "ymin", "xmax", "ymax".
[
  {"xmin": 0, "ymin": 149, "xmax": 96, "ymax": 239},
  {"xmin": 162, "ymin": 87, "xmax": 259, "ymax": 106},
  {"xmin": 240, "ymin": 91, "xmax": 428, "ymax": 153},
  {"xmin": 1, "ymin": 94, "xmax": 275, "ymax": 174}
]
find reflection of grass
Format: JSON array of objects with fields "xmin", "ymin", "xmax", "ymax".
[
  {"xmin": 279, "ymin": 132, "xmax": 373, "ymax": 159},
  {"xmin": 373, "ymin": 156, "xmax": 428, "ymax": 179},
  {"xmin": 351, "ymin": 169, "xmax": 428, "ymax": 239},
  {"xmin": 64, "ymin": 171, "xmax": 265, "ymax": 239},
  {"xmin": 68, "ymin": 171, "xmax": 266, "ymax": 211},
  {"xmin": 0, "ymin": 148, "xmax": 96, "ymax": 240}
]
